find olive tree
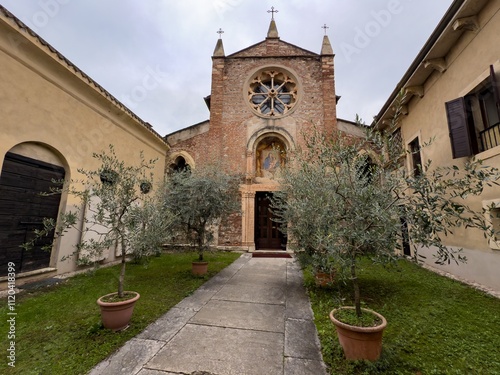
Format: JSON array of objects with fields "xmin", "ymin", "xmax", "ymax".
[
  {"xmin": 164, "ymin": 165, "xmax": 241, "ymax": 261},
  {"xmin": 24, "ymin": 145, "xmax": 175, "ymax": 298},
  {"xmin": 273, "ymin": 115, "xmax": 500, "ymax": 317}
]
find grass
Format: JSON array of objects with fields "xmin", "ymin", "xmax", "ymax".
[
  {"xmin": 0, "ymin": 251, "xmax": 241, "ymax": 375},
  {"xmin": 307, "ymin": 257, "xmax": 500, "ymax": 375}
]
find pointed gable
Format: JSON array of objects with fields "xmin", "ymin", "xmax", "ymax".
[
  {"xmin": 226, "ymin": 17, "xmax": 319, "ymax": 58},
  {"xmin": 227, "ymin": 39, "xmax": 319, "ymax": 58}
]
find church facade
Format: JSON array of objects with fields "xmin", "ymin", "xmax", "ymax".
[{"xmin": 166, "ymin": 18, "xmax": 360, "ymax": 252}]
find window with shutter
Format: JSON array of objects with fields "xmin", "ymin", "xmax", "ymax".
[
  {"xmin": 446, "ymin": 66, "xmax": 500, "ymax": 157},
  {"xmin": 490, "ymin": 65, "xmax": 500, "ymax": 118},
  {"xmin": 445, "ymin": 98, "xmax": 474, "ymax": 158}
]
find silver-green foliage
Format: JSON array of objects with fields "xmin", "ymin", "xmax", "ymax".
[
  {"xmin": 273, "ymin": 118, "xmax": 500, "ymax": 317},
  {"xmin": 23, "ymin": 145, "xmax": 175, "ymax": 297},
  {"xmin": 127, "ymin": 181, "xmax": 176, "ymax": 263},
  {"xmin": 164, "ymin": 165, "xmax": 241, "ymax": 261}
]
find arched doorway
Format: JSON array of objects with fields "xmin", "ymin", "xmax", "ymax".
[
  {"xmin": 246, "ymin": 134, "xmax": 290, "ymax": 250},
  {"xmin": 0, "ymin": 151, "xmax": 65, "ymax": 276}
]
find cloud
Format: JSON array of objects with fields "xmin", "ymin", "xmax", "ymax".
[{"xmin": 0, "ymin": 0, "xmax": 454, "ymax": 135}]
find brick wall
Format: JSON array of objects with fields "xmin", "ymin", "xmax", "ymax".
[
  {"xmin": 218, "ymin": 212, "xmax": 242, "ymax": 246},
  {"xmin": 167, "ymin": 35, "xmax": 338, "ymax": 248}
]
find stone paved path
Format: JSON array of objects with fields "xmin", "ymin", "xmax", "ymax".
[{"xmin": 89, "ymin": 253, "xmax": 328, "ymax": 375}]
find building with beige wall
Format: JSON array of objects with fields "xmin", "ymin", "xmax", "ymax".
[
  {"xmin": 0, "ymin": 6, "xmax": 169, "ymax": 287},
  {"xmin": 375, "ymin": 0, "xmax": 500, "ymax": 292}
]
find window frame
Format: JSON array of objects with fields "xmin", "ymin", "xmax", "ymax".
[
  {"xmin": 482, "ymin": 198, "xmax": 500, "ymax": 251},
  {"xmin": 407, "ymin": 136, "xmax": 423, "ymax": 177},
  {"xmin": 446, "ymin": 65, "xmax": 500, "ymax": 158}
]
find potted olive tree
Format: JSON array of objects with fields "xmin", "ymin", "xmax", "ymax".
[
  {"xmin": 273, "ymin": 113, "xmax": 499, "ymax": 360},
  {"xmin": 164, "ymin": 165, "xmax": 241, "ymax": 275},
  {"xmin": 25, "ymin": 145, "xmax": 174, "ymax": 330}
]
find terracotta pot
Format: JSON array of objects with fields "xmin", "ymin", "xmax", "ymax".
[
  {"xmin": 97, "ymin": 291, "xmax": 140, "ymax": 331},
  {"xmin": 192, "ymin": 261, "xmax": 208, "ymax": 275},
  {"xmin": 329, "ymin": 307, "xmax": 387, "ymax": 361}
]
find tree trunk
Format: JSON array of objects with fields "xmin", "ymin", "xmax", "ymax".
[
  {"xmin": 351, "ymin": 260, "xmax": 361, "ymax": 317},
  {"xmin": 198, "ymin": 227, "xmax": 205, "ymax": 261},
  {"xmin": 118, "ymin": 236, "xmax": 126, "ymax": 298}
]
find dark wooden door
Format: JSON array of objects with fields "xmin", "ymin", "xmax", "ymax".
[
  {"xmin": 255, "ymin": 192, "xmax": 285, "ymax": 250},
  {"xmin": 0, "ymin": 152, "xmax": 65, "ymax": 276}
]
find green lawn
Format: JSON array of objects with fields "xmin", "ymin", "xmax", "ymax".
[
  {"xmin": 307, "ymin": 258, "xmax": 500, "ymax": 375},
  {"xmin": 3, "ymin": 252, "xmax": 498, "ymax": 374},
  {"xmin": 0, "ymin": 251, "xmax": 241, "ymax": 375}
]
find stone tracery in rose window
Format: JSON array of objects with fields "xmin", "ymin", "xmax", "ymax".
[{"xmin": 248, "ymin": 70, "xmax": 297, "ymax": 117}]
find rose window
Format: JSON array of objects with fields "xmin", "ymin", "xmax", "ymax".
[{"xmin": 248, "ymin": 70, "xmax": 297, "ymax": 117}]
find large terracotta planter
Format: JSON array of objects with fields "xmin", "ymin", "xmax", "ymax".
[
  {"xmin": 329, "ymin": 307, "xmax": 387, "ymax": 361},
  {"xmin": 192, "ymin": 261, "xmax": 208, "ymax": 275},
  {"xmin": 97, "ymin": 291, "xmax": 140, "ymax": 331}
]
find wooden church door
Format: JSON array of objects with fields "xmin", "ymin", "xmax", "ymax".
[
  {"xmin": 0, "ymin": 153, "xmax": 65, "ymax": 276},
  {"xmin": 254, "ymin": 192, "xmax": 285, "ymax": 250}
]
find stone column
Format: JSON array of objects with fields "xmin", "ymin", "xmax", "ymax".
[
  {"xmin": 241, "ymin": 190, "xmax": 256, "ymax": 251},
  {"xmin": 245, "ymin": 150, "xmax": 254, "ymax": 184}
]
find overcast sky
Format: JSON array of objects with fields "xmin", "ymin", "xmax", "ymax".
[{"xmin": 1, "ymin": 0, "xmax": 454, "ymax": 136}]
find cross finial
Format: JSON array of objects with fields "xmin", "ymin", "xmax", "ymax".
[
  {"xmin": 217, "ymin": 28, "xmax": 224, "ymax": 39},
  {"xmin": 322, "ymin": 24, "xmax": 329, "ymax": 35},
  {"xmin": 267, "ymin": 6, "xmax": 278, "ymax": 20}
]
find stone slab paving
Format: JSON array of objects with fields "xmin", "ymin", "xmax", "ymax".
[
  {"xmin": 90, "ymin": 338, "xmax": 166, "ymax": 375},
  {"xmin": 89, "ymin": 253, "xmax": 328, "ymax": 375},
  {"xmin": 147, "ymin": 324, "xmax": 284, "ymax": 375},
  {"xmin": 190, "ymin": 299, "xmax": 285, "ymax": 332},
  {"xmin": 212, "ymin": 280, "xmax": 286, "ymax": 305}
]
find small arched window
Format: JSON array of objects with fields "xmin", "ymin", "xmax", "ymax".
[{"xmin": 169, "ymin": 156, "xmax": 190, "ymax": 174}]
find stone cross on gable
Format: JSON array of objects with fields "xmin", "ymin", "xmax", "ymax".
[{"xmin": 267, "ymin": 6, "xmax": 278, "ymax": 20}]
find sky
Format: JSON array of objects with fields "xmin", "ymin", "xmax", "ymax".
[{"xmin": 0, "ymin": 0, "xmax": 454, "ymax": 136}]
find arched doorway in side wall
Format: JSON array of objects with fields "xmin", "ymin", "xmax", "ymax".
[
  {"xmin": 254, "ymin": 192, "xmax": 286, "ymax": 250},
  {"xmin": 0, "ymin": 152, "xmax": 65, "ymax": 276}
]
